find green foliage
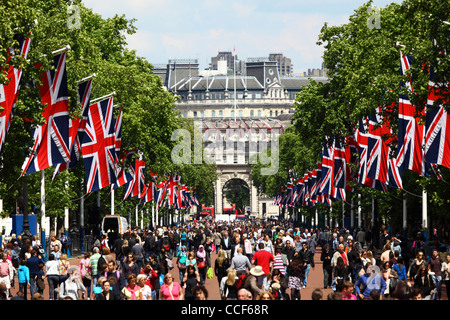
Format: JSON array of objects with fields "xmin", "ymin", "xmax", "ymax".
[
  {"xmin": 251, "ymin": 0, "xmax": 450, "ymax": 232},
  {"xmin": 0, "ymin": 0, "xmax": 215, "ymax": 227}
]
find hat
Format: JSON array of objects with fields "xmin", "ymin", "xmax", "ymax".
[
  {"xmin": 271, "ymin": 283, "xmax": 281, "ymax": 290},
  {"xmin": 250, "ymin": 266, "xmax": 265, "ymax": 277}
]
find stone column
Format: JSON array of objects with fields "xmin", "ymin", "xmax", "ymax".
[
  {"xmin": 251, "ymin": 184, "xmax": 258, "ymax": 216},
  {"xmin": 216, "ymin": 177, "xmax": 222, "ymax": 215}
]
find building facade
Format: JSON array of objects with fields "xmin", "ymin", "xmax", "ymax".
[{"xmin": 154, "ymin": 59, "xmax": 328, "ymax": 218}]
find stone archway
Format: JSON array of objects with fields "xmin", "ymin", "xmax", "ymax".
[{"xmin": 214, "ymin": 164, "xmax": 259, "ymax": 216}]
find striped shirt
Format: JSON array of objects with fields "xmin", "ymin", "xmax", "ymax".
[
  {"xmin": 273, "ymin": 254, "xmax": 285, "ymax": 275},
  {"xmin": 89, "ymin": 253, "xmax": 101, "ymax": 275}
]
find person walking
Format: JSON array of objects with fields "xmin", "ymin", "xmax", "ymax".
[
  {"xmin": 298, "ymin": 241, "xmax": 315, "ymax": 288},
  {"xmin": 427, "ymin": 248, "xmax": 443, "ymax": 300},
  {"xmin": 17, "ymin": 259, "xmax": 30, "ymax": 300},
  {"xmin": 79, "ymin": 252, "xmax": 92, "ymax": 300},
  {"xmin": 355, "ymin": 264, "xmax": 387, "ymax": 300},
  {"xmin": 58, "ymin": 266, "xmax": 87, "ymax": 300},
  {"xmin": 25, "ymin": 249, "xmax": 44, "ymax": 298},
  {"xmin": 287, "ymin": 255, "xmax": 304, "ymax": 300},
  {"xmin": 321, "ymin": 243, "xmax": 333, "ymax": 289}
]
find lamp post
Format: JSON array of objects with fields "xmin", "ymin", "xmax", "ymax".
[{"xmin": 20, "ymin": 177, "xmax": 33, "ymax": 241}]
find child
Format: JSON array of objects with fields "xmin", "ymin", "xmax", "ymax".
[
  {"xmin": 35, "ymin": 263, "xmax": 46, "ymax": 295},
  {"xmin": 18, "ymin": 259, "xmax": 30, "ymax": 300}
]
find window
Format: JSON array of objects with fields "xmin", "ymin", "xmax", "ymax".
[
  {"xmin": 193, "ymin": 111, "xmax": 197, "ymax": 118},
  {"xmin": 231, "ymin": 110, "xmax": 235, "ymax": 118},
  {"xmin": 238, "ymin": 110, "xmax": 243, "ymax": 117},
  {"xmin": 200, "ymin": 110, "xmax": 204, "ymax": 118},
  {"xmin": 183, "ymin": 111, "xmax": 187, "ymax": 118},
  {"xmin": 257, "ymin": 110, "xmax": 261, "ymax": 117},
  {"xmin": 250, "ymin": 110, "xmax": 254, "ymax": 117},
  {"xmin": 219, "ymin": 110, "xmax": 223, "ymax": 118},
  {"xmin": 270, "ymin": 110, "xmax": 273, "ymax": 117},
  {"xmin": 211, "ymin": 110, "xmax": 216, "ymax": 118}
]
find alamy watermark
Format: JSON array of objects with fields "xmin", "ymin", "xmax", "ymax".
[
  {"xmin": 367, "ymin": 6, "xmax": 381, "ymax": 30},
  {"xmin": 171, "ymin": 121, "xmax": 280, "ymax": 175},
  {"xmin": 67, "ymin": 4, "xmax": 81, "ymax": 30}
]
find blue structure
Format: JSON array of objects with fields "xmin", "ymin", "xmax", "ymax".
[{"xmin": 12, "ymin": 214, "xmax": 37, "ymax": 236}]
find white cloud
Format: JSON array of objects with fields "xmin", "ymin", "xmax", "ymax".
[{"xmin": 81, "ymin": 0, "xmax": 381, "ymax": 72}]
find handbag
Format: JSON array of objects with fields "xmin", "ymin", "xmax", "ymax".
[
  {"xmin": 82, "ymin": 262, "xmax": 92, "ymax": 280},
  {"xmin": 36, "ymin": 277, "xmax": 45, "ymax": 290},
  {"xmin": 166, "ymin": 258, "xmax": 174, "ymax": 270},
  {"xmin": 84, "ymin": 270, "xmax": 92, "ymax": 280},
  {"xmin": 207, "ymin": 267, "xmax": 214, "ymax": 279},
  {"xmin": 197, "ymin": 258, "xmax": 205, "ymax": 269}
]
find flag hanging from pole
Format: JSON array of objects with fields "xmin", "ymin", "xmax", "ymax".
[
  {"xmin": 81, "ymin": 96, "xmax": 116, "ymax": 193},
  {"xmin": 52, "ymin": 78, "xmax": 93, "ymax": 179},
  {"xmin": 21, "ymin": 51, "xmax": 71, "ymax": 176},
  {"xmin": 396, "ymin": 51, "xmax": 426, "ymax": 175},
  {"xmin": 424, "ymin": 44, "xmax": 450, "ymax": 169},
  {"xmin": 123, "ymin": 153, "xmax": 145, "ymax": 200},
  {"xmin": 0, "ymin": 36, "xmax": 31, "ymax": 156}
]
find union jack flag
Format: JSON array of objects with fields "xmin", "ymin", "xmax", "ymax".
[
  {"xmin": 139, "ymin": 170, "xmax": 158, "ymax": 205},
  {"xmin": 366, "ymin": 106, "xmax": 403, "ymax": 189},
  {"xmin": 156, "ymin": 177, "xmax": 169, "ymax": 210},
  {"xmin": 333, "ymin": 137, "xmax": 347, "ymax": 190},
  {"xmin": 123, "ymin": 153, "xmax": 146, "ymax": 200},
  {"xmin": 167, "ymin": 174, "xmax": 181, "ymax": 207},
  {"xmin": 319, "ymin": 137, "xmax": 334, "ymax": 197},
  {"xmin": 81, "ymin": 96, "xmax": 116, "ymax": 193},
  {"xmin": 112, "ymin": 148, "xmax": 136, "ymax": 190},
  {"xmin": 319, "ymin": 136, "xmax": 346, "ymax": 200},
  {"xmin": 356, "ymin": 119, "xmax": 388, "ymax": 192},
  {"xmin": 52, "ymin": 78, "xmax": 93, "ymax": 179},
  {"xmin": 0, "ymin": 36, "xmax": 31, "ymax": 156},
  {"xmin": 424, "ymin": 48, "xmax": 450, "ymax": 169},
  {"xmin": 396, "ymin": 51, "xmax": 426, "ymax": 175},
  {"xmin": 21, "ymin": 52, "xmax": 70, "ymax": 176}
]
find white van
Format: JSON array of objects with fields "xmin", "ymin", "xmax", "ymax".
[{"xmin": 102, "ymin": 215, "xmax": 129, "ymax": 235}]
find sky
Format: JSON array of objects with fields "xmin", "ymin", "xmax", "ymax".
[{"xmin": 82, "ymin": 0, "xmax": 401, "ymax": 75}]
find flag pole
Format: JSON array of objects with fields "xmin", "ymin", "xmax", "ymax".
[
  {"xmin": 77, "ymin": 73, "xmax": 96, "ymax": 83},
  {"xmin": 90, "ymin": 91, "xmax": 116, "ymax": 104},
  {"xmin": 233, "ymin": 46, "xmax": 237, "ymax": 122},
  {"xmin": 51, "ymin": 45, "xmax": 71, "ymax": 55},
  {"xmin": 40, "ymin": 170, "xmax": 46, "ymax": 253}
]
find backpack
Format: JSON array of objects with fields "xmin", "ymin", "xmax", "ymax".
[
  {"xmin": 162, "ymin": 237, "xmax": 171, "ymax": 252},
  {"xmin": 235, "ymin": 273, "xmax": 247, "ymax": 290},
  {"xmin": 145, "ymin": 236, "xmax": 155, "ymax": 252},
  {"xmin": 97, "ymin": 255, "xmax": 107, "ymax": 272}
]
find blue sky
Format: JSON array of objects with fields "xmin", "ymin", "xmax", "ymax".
[{"xmin": 82, "ymin": 0, "xmax": 401, "ymax": 74}]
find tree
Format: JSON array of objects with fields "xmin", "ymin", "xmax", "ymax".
[
  {"xmin": 252, "ymin": 0, "xmax": 450, "ymax": 234},
  {"xmin": 0, "ymin": 0, "xmax": 207, "ymax": 233}
]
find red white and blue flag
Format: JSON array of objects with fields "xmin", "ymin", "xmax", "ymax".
[
  {"xmin": 21, "ymin": 52, "xmax": 70, "ymax": 176},
  {"xmin": 52, "ymin": 78, "xmax": 93, "ymax": 179},
  {"xmin": 81, "ymin": 96, "xmax": 116, "ymax": 193},
  {"xmin": 123, "ymin": 153, "xmax": 145, "ymax": 200},
  {"xmin": 356, "ymin": 119, "xmax": 388, "ymax": 192},
  {"xmin": 0, "ymin": 36, "xmax": 31, "ymax": 156},
  {"xmin": 424, "ymin": 48, "xmax": 450, "ymax": 170},
  {"xmin": 396, "ymin": 51, "xmax": 426, "ymax": 175},
  {"xmin": 366, "ymin": 106, "xmax": 403, "ymax": 189}
]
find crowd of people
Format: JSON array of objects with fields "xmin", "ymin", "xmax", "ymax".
[{"xmin": 0, "ymin": 218, "xmax": 448, "ymax": 301}]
